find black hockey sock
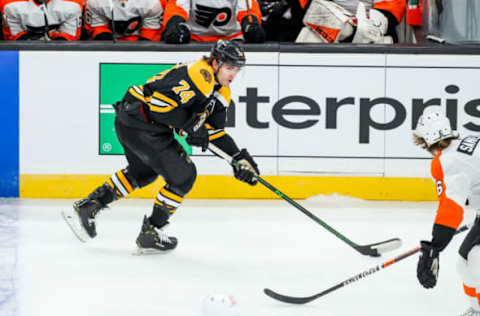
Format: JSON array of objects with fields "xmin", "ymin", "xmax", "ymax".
[{"xmin": 149, "ymin": 204, "xmax": 171, "ymax": 229}]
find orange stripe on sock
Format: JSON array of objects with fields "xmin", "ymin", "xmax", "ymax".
[
  {"xmin": 116, "ymin": 171, "xmax": 133, "ymax": 193},
  {"xmin": 106, "ymin": 179, "xmax": 115, "ymax": 189},
  {"xmin": 160, "ymin": 187, "xmax": 184, "ymax": 203}
]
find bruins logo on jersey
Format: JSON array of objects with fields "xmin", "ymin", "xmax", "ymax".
[{"xmin": 200, "ymin": 69, "xmax": 212, "ymax": 83}]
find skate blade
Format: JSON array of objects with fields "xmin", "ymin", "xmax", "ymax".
[
  {"xmin": 132, "ymin": 247, "xmax": 171, "ymax": 256},
  {"xmin": 61, "ymin": 209, "xmax": 89, "ymax": 243}
]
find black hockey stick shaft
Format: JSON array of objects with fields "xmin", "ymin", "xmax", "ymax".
[
  {"xmin": 264, "ymin": 223, "xmax": 472, "ymax": 304},
  {"xmin": 208, "ymin": 143, "xmax": 400, "ymax": 257}
]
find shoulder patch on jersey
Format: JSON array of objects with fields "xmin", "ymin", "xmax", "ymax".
[
  {"xmin": 214, "ymin": 86, "xmax": 231, "ymax": 108},
  {"xmin": 187, "ymin": 59, "xmax": 215, "ymax": 97},
  {"xmin": 457, "ymin": 136, "xmax": 480, "ymax": 156},
  {"xmin": 200, "ymin": 69, "xmax": 212, "ymax": 83}
]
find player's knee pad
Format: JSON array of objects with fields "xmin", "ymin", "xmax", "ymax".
[
  {"xmin": 467, "ymin": 245, "xmax": 480, "ymax": 284},
  {"xmin": 457, "ymin": 246, "xmax": 480, "ymax": 286},
  {"xmin": 457, "ymin": 255, "xmax": 469, "ymax": 281},
  {"xmin": 120, "ymin": 167, "xmax": 158, "ymax": 189},
  {"xmin": 169, "ymin": 162, "xmax": 197, "ymax": 195}
]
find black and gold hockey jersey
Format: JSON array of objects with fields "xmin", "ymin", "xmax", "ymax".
[{"xmin": 118, "ymin": 58, "xmax": 238, "ymax": 154}]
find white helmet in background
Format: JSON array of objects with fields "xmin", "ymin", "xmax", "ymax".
[
  {"xmin": 414, "ymin": 109, "xmax": 459, "ymax": 147},
  {"xmin": 201, "ymin": 294, "xmax": 239, "ymax": 316}
]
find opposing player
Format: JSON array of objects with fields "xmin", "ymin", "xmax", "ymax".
[
  {"xmin": 63, "ymin": 40, "xmax": 260, "ymax": 254},
  {"xmin": 163, "ymin": 0, "xmax": 265, "ymax": 43},
  {"xmin": 414, "ymin": 109, "xmax": 480, "ymax": 316},
  {"xmin": 295, "ymin": 0, "xmax": 406, "ymax": 43},
  {"xmin": 1, "ymin": 0, "xmax": 83, "ymax": 40},
  {"xmin": 84, "ymin": 0, "xmax": 165, "ymax": 41}
]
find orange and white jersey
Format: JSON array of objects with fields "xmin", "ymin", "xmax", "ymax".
[
  {"xmin": 169, "ymin": 0, "xmax": 261, "ymax": 41},
  {"xmin": 431, "ymin": 136, "xmax": 480, "ymax": 231},
  {"xmin": 332, "ymin": 0, "xmax": 405, "ymax": 23},
  {"xmin": 84, "ymin": 0, "xmax": 165, "ymax": 41},
  {"xmin": 1, "ymin": 0, "xmax": 83, "ymax": 40}
]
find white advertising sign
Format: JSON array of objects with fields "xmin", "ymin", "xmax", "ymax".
[{"xmin": 19, "ymin": 51, "xmax": 480, "ymax": 178}]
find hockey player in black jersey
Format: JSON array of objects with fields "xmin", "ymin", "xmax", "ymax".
[{"xmin": 62, "ymin": 40, "xmax": 260, "ymax": 254}]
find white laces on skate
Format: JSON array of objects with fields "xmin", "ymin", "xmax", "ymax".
[{"xmin": 157, "ymin": 229, "xmax": 174, "ymax": 244}]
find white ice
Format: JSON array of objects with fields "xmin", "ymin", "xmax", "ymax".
[{"xmin": 0, "ymin": 196, "xmax": 475, "ymax": 316}]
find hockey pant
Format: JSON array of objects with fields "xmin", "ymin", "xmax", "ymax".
[
  {"xmin": 457, "ymin": 220, "xmax": 480, "ymax": 311},
  {"xmin": 101, "ymin": 118, "xmax": 197, "ymax": 225}
]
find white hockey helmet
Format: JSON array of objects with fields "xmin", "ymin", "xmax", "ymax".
[
  {"xmin": 201, "ymin": 294, "xmax": 239, "ymax": 316},
  {"xmin": 414, "ymin": 109, "xmax": 458, "ymax": 147}
]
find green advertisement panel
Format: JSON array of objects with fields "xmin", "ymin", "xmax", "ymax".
[{"xmin": 99, "ymin": 63, "xmax": 191, "ymax": 155}]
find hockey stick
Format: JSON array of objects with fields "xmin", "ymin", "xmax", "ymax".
[
  {"xmin": 108, "ymin": 0, "xmax": 117, "ymax": 43},
  {"xmin": 264, "ymin": 222, "xmax": 473, "ymax": 304},
  {"xmin": 245, "ymin": 0, "xmax": 252, "ymax": 22},
  {"xmin": 208, "ymin": 143, "xmax": 402, "ymax": 257}
]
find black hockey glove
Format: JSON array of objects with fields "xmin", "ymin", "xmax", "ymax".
[
  {"xmin": 163, "ymin": 15, "xmax": 191, "ymax": 44},
  {"xmin": 186, "ymin": 126, "xmax": 209, "ymax": 152},
  {"xmin": 241, "ymin": 15, "xmax": 266, "ymax": 43},
  {"xmin": 232, "ymin": 149, "xmax": 259, "ymax": 185},
  {"xmin": 183, "ymin": 114, "xmax": 209, "ymax": 152},
  {"xmin": 417, "ymin": 241, "xmax": 440, "ymax": 289},
  {"xmin": 258, "ymin": 0, "xmax": 288, "ymax": 18}
]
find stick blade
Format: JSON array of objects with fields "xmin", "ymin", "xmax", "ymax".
[
  {"xmin": 263, "ymin": 288, "xmax": 316, "ymax": 304},
  {"xmin": 356, "ymin": 238, "xmax": 402, "ymax": 257}
]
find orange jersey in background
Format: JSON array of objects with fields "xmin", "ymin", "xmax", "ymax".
[
  {"xmin": 1, "ymin": 0, "xmax": 83, "ymax": 40},
  {"xmin": 167, "ymin": 0, "xmax": 261, "ymax": 41},
  {"xmin": 84, "ymin": 0, "xmax": 165, "ymax": 41}
]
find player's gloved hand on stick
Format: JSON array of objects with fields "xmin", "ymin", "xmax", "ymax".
[
  {"xmin": 186, "ymin": 126, "xmax": 209, "ymax": 152},
  {"xmin": 183, "ymin": 114, "xmax": 209, "ymax": 152},
  {"xmin": 241, "ymin": 15, "xmax": 266, "ymax": 43},
  {"xmin": 163, "ymin": 15, "xmax": 191, "ymax": 44},
  {"xmin": 232, "ymin": 149, "xmax": 259, "ymax": 185},
  {"xmin": 417, "ymin": 240, "xmax": 440, "ymax": 288}
]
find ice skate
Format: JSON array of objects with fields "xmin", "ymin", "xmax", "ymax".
[
  {"xmin": 62, "ymin": 186, "xmax": 108, "ymax": 242},
  {"xmin": 460, "ymin": 308, "xmax": 480, "ymax": 316},
  {"xmin": 134, "ymin": 215, "xmax": 177, "ymax": 255}
]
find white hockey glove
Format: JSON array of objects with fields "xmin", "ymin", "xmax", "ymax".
[
  {"xmin": 298, "ymin": 0, "xmax": 355, "ymax": 43},
  {"xmin": 352, "ymin": 2, "xmax": 392, "ymax": 44}
]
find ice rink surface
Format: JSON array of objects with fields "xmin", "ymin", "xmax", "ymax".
[{"xmin": 0, "ymin": 196, "xmax": 476, "ymax": 316}]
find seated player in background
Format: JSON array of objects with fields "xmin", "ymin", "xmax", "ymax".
[
  {"xmin": 1, "ymin": 0, "xmax": 83, "ymax": 40},
  {"xmin": 295, "ymin": 0, "xmax": 405, "ymax": 43},
  {"xmin": 258, "ymin": 0, "xmax": 308, "ymax": 42},
  {"xmin": 162, "ymin": 0, "xmax": 265, "ymax": 43},
  {"xmin": 84, "ymin": 0, "xmax": 165, "ymax": 41},
  {"xmin": 0, "ymin": 8, "xmax": 3, "ymax": 40},
  {"xmin": 63, "ymin": 40, "xmax": 260, "ymax": 255},
  {"xmin": 414, "ymin": 109, "xmax": 480, "ymax": 316}
]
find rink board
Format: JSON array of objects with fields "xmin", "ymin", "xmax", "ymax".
[{"xmin": 9, "ymin": 51, "xmax": 480, "ymax": 199}]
